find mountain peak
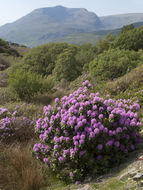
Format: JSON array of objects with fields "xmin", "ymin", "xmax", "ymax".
[
  {"xmin": 1, "ymin": 6, "xmax": 143, "ymax": 47},
  {"xmin": 0, "ymin": 6, "xmax": 104, "ymax": 46}
]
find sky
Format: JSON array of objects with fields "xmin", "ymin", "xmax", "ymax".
[{"xmin": 0, "ymin": 0, "xmax": 143, "ymax": 26}]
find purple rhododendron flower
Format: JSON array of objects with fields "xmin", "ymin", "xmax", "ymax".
[{"xmin": 32, "ymin": 81, "xmax": 142, "ymax": 182}]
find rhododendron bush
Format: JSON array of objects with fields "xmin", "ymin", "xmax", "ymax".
[
  {"xmin": 33, "ymin": 81, "xmax": 142, "ymax": 181},
  {"xmin": 0, "ymin": 108, "xmax": 34, "ymax": 141}
]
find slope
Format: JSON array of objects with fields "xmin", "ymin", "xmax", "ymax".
[
  {"xmin": 0, "ymin": 6, "xmax": 103, "ymax": 47},
  {"xmin": 100, "ymin": 13, "xmax": 143, "ymax": 29}
]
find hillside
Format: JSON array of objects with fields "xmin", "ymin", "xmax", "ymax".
[
  {"xmin": 0, "ymin": 39, "xmax": 29, "ymax": 87},
  {"xmin": 0, "ymin": 6, "xmax": 143, "ymax": 46},
  {"xmin": 0, "ymin": 24, "xmax": 143, "ymax": 189},
  {"xmin": 59, "ymin": 28, "xmax": 121, "ymax": 44},
  {"xmin": 0, "ymin": 6, "xmax": 103, "ymax": 47},
  {"xmin": 59, "ymin": 20, "xmax": 143, "ymax": 44},
  {"xmin": 100, "ymin": 13, "xmax": 143, "ymax": 29}
]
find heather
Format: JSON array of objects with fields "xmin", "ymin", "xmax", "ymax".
[{"xmin": 33, "ymin": 81, "xmax": 142, "ymax": 182}]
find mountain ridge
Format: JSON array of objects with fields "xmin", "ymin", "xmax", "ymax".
[
  {"xmin": 100, "ymin": 13, "xmax": 143, "ymax": 29},
  {"xmin": 0, "ymin": 6, "xmax": 143, "ymax": 46}
]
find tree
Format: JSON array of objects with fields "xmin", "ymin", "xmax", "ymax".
[
  {"xmin": 22, "ymin": 43, "xmax": 69, "ymax": 76},
  {"xmin": 95, "ymin": 33, "xmax": 115, "ymax": 54},
  {"xmin": 112, "ymin": 27, "xmax": 143, "ymax": 51},
  {"xmin": 53, "ymin": 47, "xmax": 80, "ymax": 81},
  {"xmin": 76, "ymin": 43, "xmax": 97, "ymax": 72},
  {"xmin": 120, "ymin": 24, "xmax": 135, "ymax": 33}
]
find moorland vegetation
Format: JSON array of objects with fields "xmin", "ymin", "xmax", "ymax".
[{"xmin": 0, "ymin": 25, "xmax": 143, "ymax": 190}]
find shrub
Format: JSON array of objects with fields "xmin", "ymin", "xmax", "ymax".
[
  {"xmin": 0, "ymin": 38, "xmax": 8, "ymax": 47},
  {"xmin": 112, "ymin": 27, "xmax": 143, "ymax": 51},
  {"xmin": 33, "ymin": 81, "xmax": 142, "ymax": 182},
  {"xmin": 89, "ymin": 49, "xmax": 141, "ymax": 81},
  {"xmin": 0, "ymin": 107, "xmax": 35, "ymax": 142},
  {"xmin": 21, "ymin": 43, "xmax": 69, "ymax": 76},
  {"xmin": 53, "ymin": 46, "xmax": 80, "ymax": 81},
  {"xmin": 8, "ymin": 70, "xmax": 44, "ymax": 100}
]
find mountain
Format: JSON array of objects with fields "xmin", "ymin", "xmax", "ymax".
[
  {"xmin": 0, "ymin": 6, "xmax": 143, "ymax": 47},
  {"xmin": 58, "ymin": 28, "xmax": 121, "ymax": 44},
  {"xmin": 58, "ymin": 20, "xmax": 143, "ymax": 45},
  {"xmin": 0, "ymin": 6, "xmax": 104, "ymax": 47},
  {"xmin": 100, "ymin": 13, "xmax": 143, "ymax": 29}
]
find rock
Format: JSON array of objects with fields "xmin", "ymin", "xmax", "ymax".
[
  {"xmin": 77, "ymin": 184, "xmax": 93, "ymax": 190},
  {"xmin": 138, "ymin": 155, "xmax": 143, "ymax": 161},
  {"xmin": 119, "ymin": 168, "xmax": 137, "ymax": 180},
  {"xmin": 129, "ymin": 171, "xmax": 138, "ymax": 177},
  {"xmin": 133, "ymin": 173, "xmax": 143, "ymax": 181}
]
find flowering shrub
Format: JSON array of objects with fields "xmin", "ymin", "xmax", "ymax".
[
  {"xmin": 33, "ymin": 81, "xmax": 142, "ymax": 181},
  {"xmin": 0, "ymin": 107, "xmax": 35, "ymax": 141}
]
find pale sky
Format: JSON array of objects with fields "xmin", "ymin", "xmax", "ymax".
[{"xmin": 0, "ymin": 0, "xmax": 143, "ymax": 26}]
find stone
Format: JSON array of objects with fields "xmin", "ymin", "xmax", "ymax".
[
  {"xmin": 129, "ymin": 171, "xmax": 138, "ymax": 177},
  {"xmin": 138, "ymin": 155, "xmax": 143, "ymax": 161},
  {"xmin": 133, "ymin": 173, "xmax": 143, "ymax": 181},
  {"xmin": 119, "ymin": 168, "xmax": 137, "ymax": 180}
]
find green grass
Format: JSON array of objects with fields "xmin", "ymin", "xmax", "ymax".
[{"xmin": 100, "ymin": 179, "xmax": 126, "ymax": 190}]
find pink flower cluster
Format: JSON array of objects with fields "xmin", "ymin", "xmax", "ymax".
[
  {"xmin": 33, "ymin": 80, "xmax": 142, "ymax": 181},
  {"xmin": 0, "ymin": 107, "xmax": 34, "ymax": 140}
]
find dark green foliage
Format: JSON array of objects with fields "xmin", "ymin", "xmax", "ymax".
[
  {"xmin": 20, "ymin": 42, "xmax": 96, "ymax": 82},
  {"xmin": 0, "ymin": 38, "xmax": 20, "ymax": 56},
  {"xmin": 8, "ymin": 70, "xmax": 44, "ymax": 99},
  {"xmin": 89, "ymin": 49, "xmax": 141, "ymax": 81},
  {"xmin": 22, "ymin": 43, "xmax": 69, "ymax": 76},
  {"xmin": 53, "ymin": 46, "xmax": 80, "ymax": 81},
  {"xmin": 120, "ymin": 24, "xmax": 135, "ymax": 33},
  {"xmin": 95, "ymin": 33, "xmax": 115, "ymax": 54},
  {"xmin": 0, "ymin": 38, "xmax": 8, "ymax": 47},
  {"xmin": 112, "ymin": 27, "xmax": 143, "ymax": 51},
  {"xmin": 76, "ymin": 43, "xmax": 97, "ymax": 71}
]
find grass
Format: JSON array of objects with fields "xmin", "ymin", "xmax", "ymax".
[
  {"xmin": 0, "ymin": 142, "xmax": 73, "ymax": 190},
  {"xmin": 98, "ymin": 179, "xmax": 126, "ymax": 190},
  {"xmin": 105, "ymin": 64, "xmax": 143, "ymax": 96},
  {"xmin": 0, "ymin": 142, "xmax": 47, "ymax": 190}
]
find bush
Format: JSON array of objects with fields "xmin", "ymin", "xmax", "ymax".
[
  {"xmin": 21, "ymin": 43, "xmax": 69, "ymax": 76},
  {"xmin": 89, "ymin": 49, "xmax": 141, "ymax": 81},
  {"xmin": 0, "ymin": 38, "xmax": 8, "ymax": 48},
  {"xmin": 0, "ymin": 107, "xmax": 35, "ymax": 142},
  {"xmin": 33, "ymin": 81, "xmax": 142, "ymax": 182},
  {"xmin": 53, "ymin": 46, "xmax": 80, "ymax": 82},
  {"xmin": 8, "ymin": 70, "xmax": 44, "ymax": 100},
  {"xmin": 112, "ymin": 27, "xmax": 143, "ymax": 51}
]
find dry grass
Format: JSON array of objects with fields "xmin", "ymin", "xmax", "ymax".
[
  {"xmin": 106, "ymin": 64, "xmax": 143, "ymax": 95},
  {"xmin": 0, "ymin": 142, "xmax": 49, "ymax": 190}
]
